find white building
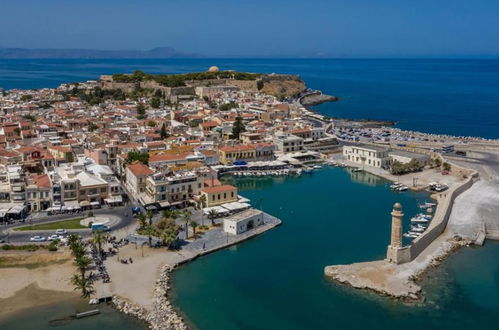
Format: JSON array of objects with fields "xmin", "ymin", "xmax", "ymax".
[
  {"xmin": 343, "ymin": 145, "xmax": 390, "ymax": 168},
  {"xmin": 223, "ymin": 208, "xmax": 263, "ymax": 235},
  {"xmin": 273, "ymin": 134, "xmax": 304, "ymax": 153}
]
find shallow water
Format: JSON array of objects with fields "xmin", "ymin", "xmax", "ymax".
[{"xmin": 0, "ymin": 295, "xmax": 147, "ymax": 329}]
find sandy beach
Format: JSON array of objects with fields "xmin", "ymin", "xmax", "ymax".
[{"xmin": 0, "ymin": 249, "xmax": 78, "ymax": 318}]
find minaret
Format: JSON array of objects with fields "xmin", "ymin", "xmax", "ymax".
[{"xmin": 387, "ymin": 202, "xmax": 405, "ymax": 263}]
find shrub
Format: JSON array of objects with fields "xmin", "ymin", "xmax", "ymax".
[{"xmin": 47, "ymin": 243, "xmax": 58, "ymax": 252}]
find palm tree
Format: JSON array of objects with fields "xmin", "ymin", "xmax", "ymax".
[
  {"xmin": 182, "ymin": 210, "xmax": 192, "ymax": 240},
  {"xmin": 92, "ymin": 230, "xmax": 107, "ymax": 256},
  {"xmin": 74, "ymin": 255, "xmax": 92, "ymax": 279},
  {"xmin": 71, "ymin": 274, "xmax": 94, "ymax": 298},
  {"xmin": 146, "ymin": 210, "xmax": 154, "ymax": 225},
  {"xmin": 190, "ymin": 220, "xmax": 199, "ymax": 238},
  {"xmin": 143, "ymin": 224, "xmax": 157, "ymax": 247},
  {"xmin": 161, "ymin": 229, "xmax": 177, "ymax": 250},
  {"xmin": 137, "ymin": 213, "xmax": 147, "ymax": 229},
  {"xmin": 69, "ymin": 239, "xmax": 85, "ymax": 259},
  {"xmin": 208, "ymin": 209, "xmax": 218, "ymax": 226},
  {"xmin": 198, "ymin": 195, "xmax": 207, "ymax": 226}
]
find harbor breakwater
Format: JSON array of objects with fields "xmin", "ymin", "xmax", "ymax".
[{"xmin": 324, "ymin": 159, "xmax": 480, "ymax": 300}]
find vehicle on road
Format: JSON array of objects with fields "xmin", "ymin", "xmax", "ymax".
[
  {"xmin": 55, "ymin": 229, "xmax": 68, "ymax": 235},
  {"xmin": 30, "ymin": 236, "xmax": 46, "ymax": 242},
  {"xmin": 47, "ymin": 235, "xmax": 64, "ymax": 241},
  {"xmin": 91, "ymin": 223, "xmax": 110, "ymax": 232}
]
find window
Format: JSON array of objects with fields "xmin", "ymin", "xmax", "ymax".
[{"xmin": 100, "ymin": 188, "xmax": 106, "ymax": 193}]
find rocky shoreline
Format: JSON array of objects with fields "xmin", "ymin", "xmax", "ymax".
[
  {"xmin": 299, "ymin": 92, "xmax": 339, "ymax": 106},
  {"xmin": 113, "ymin": 264, "xmax": 187, "ymax": 330}
]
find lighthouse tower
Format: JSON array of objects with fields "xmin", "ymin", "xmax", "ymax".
[{"xmin": 386, "ymin": 202, "xmax": 406, "ymax": 263}]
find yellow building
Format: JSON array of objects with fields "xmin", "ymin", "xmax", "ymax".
[{"xmin": 201, "ymin": 185, "xmax": 238, "ymax": 207}]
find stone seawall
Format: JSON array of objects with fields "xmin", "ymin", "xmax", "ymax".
[{"xmin": 409, "ymin": 172, "xmax": 478, "ymax": 260}]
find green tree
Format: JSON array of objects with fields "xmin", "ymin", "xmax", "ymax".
[
  {"xmin": 160, "ymin": 123, "xmax": 169, "ymax": 139},
  {"xmin": 20, "ymin": 95, "xmax": 33, "ymax": 102},
  {"xmin": 137, "ymin": 213, "xmax": 147, "ymax": 229},
  {"xmin": 190, "ymin": 220, "xmax": 199, "ymax": 238},
  {"xmin": 71, "ymin": 274, "xmax": 94, "ymax": 298},
  {"xmin": 137, "ymin": 103, "xmax": 146, "ymax": 119},
  {"xmin": 208, "ymin": 209, "xmax": 218, "ymax": 226},
  {"xmin": 126, "ymin": 151, "xmax": 149, "ymax": 165},
  {"xmin": 198, "ymin": 195, "xmax": 207, "ymax": 226},
  {"xmin": 151, "ymin": 97, "xmax": 161, "ymax": 108},
  {"xmin": 182, "ymin": 210, "xmax": 192, "ymax": 240},
  {"xmin": 143, "ymin": 224, "xmax": 157, "ymax": 247},
  {"xmin": 147, "ymin": 120, "xmax": 156, "ymax": 127},
  {"xmin": 92, "ymin": 231, "xmax": 107, "ymax": 256},
  {"xmin": 232, "ymin": 116, "xmax": 246, "ymax": 139},
  {"xmin": 442, "ymin": 162, "xmax": 451, "ymax": 171}
]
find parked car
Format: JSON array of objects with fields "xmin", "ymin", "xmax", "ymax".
[
  {"xmin": 55, "ymin": 229, "xmax": 67, "ymax": 235},
  {"xmin": 47, "ymin": 234, "xmax": 63, "ymax": 241},
  {"xmin": 30, "ymin": 236, "xmax": 46, "ymax": 242}
]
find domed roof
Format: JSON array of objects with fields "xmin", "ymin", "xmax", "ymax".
[
  {"xmin": 208, "ymin": 66, "xmax": 220, "ymax": 72},
  {"xmin": 393, "ymin": 202, "xmax": 402, "ymax": 210}
]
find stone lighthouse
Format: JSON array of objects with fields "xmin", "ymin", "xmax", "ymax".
[{"xmin": 386, "ymin": 202, "xmax": 409, "ymax": 264}]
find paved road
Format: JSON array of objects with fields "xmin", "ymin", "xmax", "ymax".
[{"xmin": 0, "ymin": 205, "xmax": 139, "ymax": 243}]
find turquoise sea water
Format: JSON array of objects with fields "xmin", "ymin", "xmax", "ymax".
[
  {"xmin": 1, "ymin": 58, "xmax": 499, "ymax": 138},
  {"xmin": 171, "ymin": 168, "xmax": 499, "ymax": 330},
  {"xmin": 170, "ymin": 168, "xmax": 445, "ymax": 330}
]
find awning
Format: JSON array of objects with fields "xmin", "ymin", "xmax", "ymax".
[
  {"xmin": 221, "ymin": 202, "xmax": 251, "ymax": 212},
  {"xmin": 159, "ymin": 201, "xmax": 171, "ymax": 208},
  {"xmin": 79, "ymin": 201, "xmax": 90, "ymax": 207},
  {"xmin": 203, "ymin": 206, "xmax": 228, "ymax": 215},
  {"xmin": 65, "ymin": 200, "xmax": 81, "ymax": 209},
  {"xmin": 104, "ymin": 195, "xmax": 123, "ymax": 204},
  {"xmin": 90, "ymin": 201, "xmax": 100, "ymax": 206},
  {"xmin": 237, "ymin": 196, "xmax": 251, "ymax": 203}
]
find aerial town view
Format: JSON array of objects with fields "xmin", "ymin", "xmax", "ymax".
[{"xmin": 1, "ymin": 1, "xmax": 499, "ymax": 330}]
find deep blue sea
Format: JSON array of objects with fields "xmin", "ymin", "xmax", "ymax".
[{"xmin": 1, "ymin": 58, "xmax": 498, "ymax": 138}]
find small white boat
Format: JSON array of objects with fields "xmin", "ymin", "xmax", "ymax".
[
  {"xmin": 411, "ymin": 216, "xmax": 429, "ymax": 223},
  {"xmin": 313, "ymin": 165, "xmax": 323, "ymax": 169},
  {"xmin": 352, "ymin": 168, "xmax": 363, "ymax": 173},
  {"xmin": 396, "ymin": 185, "xmax": 408, "ymax": 192},
  {"xmin": 419, "ymin": 202, "xmax": 437, "ymax": 209},
  {"xmin": 390, "ymin": 182, "xmax": 402, "ymax": 189},
  {"xmin": 410, "ymin": 225, "xmax": 425, "ymax": 232}
]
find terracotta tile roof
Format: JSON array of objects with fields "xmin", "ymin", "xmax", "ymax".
[
  {"xmin": 32, "ymin": 174, "xmax": 52, "ymax": 188},
  {"xmin": 201, "ymin": 184, "xmax": 236, "ymax": 194},
  {"xmin": 127, "ymin": 161, "xmax": 154, "ymax": 176}
]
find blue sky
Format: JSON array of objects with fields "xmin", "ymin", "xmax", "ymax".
[{"xmin": 1, "ymin": 0, "xmax": 499, "ymax": 57}]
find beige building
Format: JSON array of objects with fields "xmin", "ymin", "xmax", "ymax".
[
  {"xmin": 25, "ymin": 174, "xmax": 52, "ymax": 212},
  {"xmin": 343, "ymin": 145, "xmax": 390, "ymax": 168},
  {"xmin": 125, "ymin": 161, "xmax": 154, "ymax": 196},
  {"xmin": 201, "ymin": 184, "xmax": 238, "ymax": 207}
]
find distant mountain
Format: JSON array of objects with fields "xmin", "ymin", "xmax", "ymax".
[{"xmin": 0, "ymin": 47, "xmax": 200, "ymax": 59}]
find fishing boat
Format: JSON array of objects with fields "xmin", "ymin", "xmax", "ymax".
[
  {"xmin": 313, "ymin": 165, "xmax": 323, "ymax": 169},
  {"xmin": 352, "ymin": 168, "xmax": 363, "ymax": 173},
  {"xmin": 418, "ymin": 201, "xmax": 437, "ymax": 209},
  {"xmin": 411, "ymin": 216, "xmax": 429, "ymax": 223}
]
